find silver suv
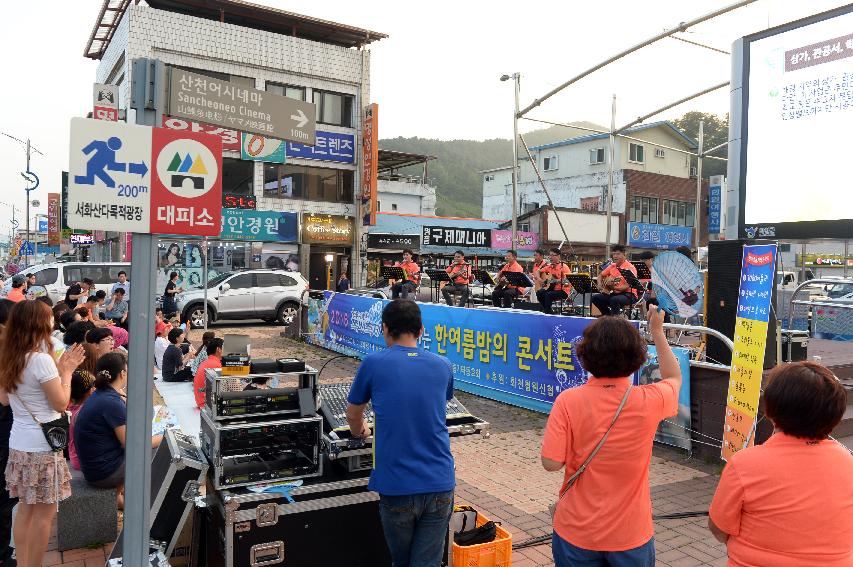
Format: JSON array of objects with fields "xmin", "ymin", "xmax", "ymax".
[{"xmin": 178, "ymin": 269, "xmax": 307, "ymax": 329}]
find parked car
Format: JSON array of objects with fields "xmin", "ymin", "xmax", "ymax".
[
  {"xmin": 0, "ymin": 261, "xmax": 131, "ymax": 304},
  {"xmin": 178, "ymin": 269, "xmax": 307, "ymax": 328}
]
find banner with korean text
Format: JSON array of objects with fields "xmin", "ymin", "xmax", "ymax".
[
  {"xmin": 305, "ymin": 291, "xmax": 642, "ymax": 412},
  {"xmin": 722, "ymin": 243, "xmax": 777, "ymax": 461}
]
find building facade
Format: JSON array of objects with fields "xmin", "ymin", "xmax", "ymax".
[{"xmin": 88, "ymin": 0, "xmax": 385, "ymax": 289}]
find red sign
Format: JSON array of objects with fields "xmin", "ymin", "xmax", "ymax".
[
  {"xmin": 746, "ymin": 252, "xmax": 773, "ymax": 266},
  {"xmin": 162, "ymin": 116, "xmax": 240, "ymax": 152},
  {"xmin": 223, "ymin": 194, "xmax": 257, "ymax": 209},
  {"xmin": 93, "ymin": 107, "xmax": 118, "ymax": 121},
  {"xmin": 149, "ymin": 128, "xmax": 222, "ymax": 236},
  {"xmin": 361, "ymin": 103, "xmax": 378, "ymax": 226},
  {"xmin": 47, "ymin": 193, "xmax": 60, "ymax": 246}
]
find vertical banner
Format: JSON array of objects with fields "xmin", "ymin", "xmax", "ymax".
[
  {"xmin": 722, "ymin": 243, "xmax": 777, "ymax": 461},
  {"xmin": 361, "ymin": 103, "xmax": 378, "ymax": 226},
  {"xmin": 47, "ymin": 193, "xmax": 61, "ymax": 246},
  {"xmin": 708, "ymin": 175, "xmax": 725, "ymax": 236}
]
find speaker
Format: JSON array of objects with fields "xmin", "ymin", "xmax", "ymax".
[
  {"xmin": 706, "ymin": 239, "xmax": 777, "ymax": 369},
  {"xmin": 513, "ymin": 301, "xmax": 542, "ymax": 312}
]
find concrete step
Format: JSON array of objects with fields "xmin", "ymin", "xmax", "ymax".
[
  {"xmin": 834, "ymin": 434, "xmax": 853, "ymax": 452},
  {"xmin": 832, "ymin": 405, "xmax": 853, "ymax": 439}
]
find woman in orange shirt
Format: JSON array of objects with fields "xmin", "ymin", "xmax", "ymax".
[
  {"xmin": 541, "ymin": 307, "xmax": 680, "ymax": 566},
  {"xmin": 709, "ymin": 362, "xmax": 852, "ymax": 566}
]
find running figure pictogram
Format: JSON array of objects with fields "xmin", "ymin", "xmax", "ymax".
[{"xmin": 74, "ymin": 136, "xmax": 126, "ymax": 188}]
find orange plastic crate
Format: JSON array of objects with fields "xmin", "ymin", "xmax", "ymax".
[{"xmin": 451, "ymin": 512, "xmax": 512, "ymax": 567}]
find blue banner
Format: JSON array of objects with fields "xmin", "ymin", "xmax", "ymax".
[
  {"xmin": 708, "ymin": 182, "xmax": 722, "ymax": 234},
  {"xmin": 737, "ymin": 244, "xmax": 777, "ymax": 324},
  {"xmin": 220, "ymin": 209, "xmax": 298, "ymax": 242},
  {"xmin": 305, "ymin": 292, "xmax": 642, "ymax": 412},
  {"xmin": 287, "ymin": 131, "xmax": 355, "ymax": 164},
  {"xmin": 627, "ymin": 222, "xmax": 692, "ymax": 250}
]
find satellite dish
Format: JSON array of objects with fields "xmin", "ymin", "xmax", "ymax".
[{"xmin": 651, "ymin": 251, "xmax": 704, "ymax": 318}]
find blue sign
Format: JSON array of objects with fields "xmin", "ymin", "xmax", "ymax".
[
  {"xmin": 737, "ymin": 244, "xmax": 777, "ymax": 324},
  {"xmin": 627, "ymin": 222, "xmax": 692, "ymax": 250},
  {"xmin": 305, "ymin": 292, "xmax": 641, "ymax": 413},
  {"xmin": 708, "ymin": 182, "xmax": 722, "ymax": 234},
  {"xmin": 37, "ymin": 219, "xmax": 48, "ymax": 233},
  {"xmin": 18, "ymin": 241, "xmax": 34, "ymax": 256},
  {"xmin": 287, "ymin": 131, "xmax": 355, "ymax": 164},
  {"xmin": 220, "ymin": 209, "xmax": 298, "ymax": 242}
]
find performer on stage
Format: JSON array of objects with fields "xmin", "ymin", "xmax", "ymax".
[
  {"xmin": 391, "ymin": 249, "xmax": 421, "ymax": 300},
  {"xmin": 441, "ymin": 250, "xmax": 472, "ymax": 307},
  {"xmin": 491, "ymin": 250, "xmax": 525, "ymax": 308},
  {"xmin": 592, "ymin": 244, "xmax": 638, "ymax": 316},
  {"xmin": 536, "ymin": 248, "xmax": 572, "ymax": 314},
  {"xmin": 530, "ymin": 249, "xmax": 547, "ymax": 303}
]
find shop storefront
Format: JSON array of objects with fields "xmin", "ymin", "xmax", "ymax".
[{"xmin": 302, "ymin": 213, "xmax": 355, "ymax": 290}]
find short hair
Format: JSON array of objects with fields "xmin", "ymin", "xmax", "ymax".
[
  {"xmin": 94, "ymin": 290, "xmax": 107, "ymax": 300},
  {"xmin": 169, "ymin": 271, "xmax": 178, "ymax": 280},
  {"xmin": 535, "ymin": 249, "xmax": 546, "ymax": 256},
  {"xmin": 402, "ymin": 249, "xmax": 414, "ymax": 256},
  {"xmin": 676, "ymin": 246, "xmax": 692, "ymax": 259},
  {"xmin": 639, "ymin": 251, "xmax": 655, "ymax": 260},
  {"xmin": 85, "ymin": 296, "xmax": 98, "ymax": 304},
  {"xmin": 549, "ymin": 247, "xmax": 561, "ymax": 256},
  {"xmin": 454, "ymin": 250, "xmax": 465, "ymax": 257},
  {"xmin": 86, "ymin": 327, "xmax": 114, "ymax": 344},
  {"xmin": 114, "ymin": 287, "xmax": 125, "ymax": 296},
  {"xmin": 95, "ymin": 352, "xmax": 127, "ymax": 390},
  {"xmin": 64, "ymin": 320, "xmax": 96, "ymax": 345},
  {"xmin": 764, "ymin": 362, "xmax": 847, "ymax": 440},
  {"xmin": 507, "ymin": 249, "xmax": 518, "ymax": 258},
  {"xmin": 382, "ymin": 299, "xmax": 422, "ymax": 339},
  {"xmin": 36, "ymin": 296, "xmax": 53, "ymax": 307},
  {"xmin": 207, "ymin": 337, "xmax": 224, "ymax": 356},
  {"xmin": 82, "ymin": 278, "xmax": 94, "ymax": 286},
  {"xmin": 577, "ymin": 317, "xmax": 648, "ymax": 378},
  {"xmin": 168, "ymin": 327, "xmax": 185, "ymax": 344},
  {"xmin": 26, "ymin": 273, "xmax": 34, "ymax": 278},
  {"xmin": 117, "ymin": 271, "xmax": 127, "ymax": 277},
  {"xmin": 77, "ymin": 306, "xmax": 90, "ymax": 318},
  {"xmin": 611, "ymin": 244, "xmax": 626, "ymax": 253},
  {"xmin": 59, "ymin": 311, "xmax": 79, "ymax": 332}
]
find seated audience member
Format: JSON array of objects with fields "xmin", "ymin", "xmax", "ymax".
[
  {"xmin": 162, "ymin": 328, "xmax": 194, "ymax": 382},
  {"xmin": 68, "ymin": 357, "xmax": 97, "ymax": 472},
  {"xmin": 74, "ymin": 352, "xmax": 163, "ymax": 508},
  {"xmin": 86, "ymin": 327, "xmax": 116, "ymax": 358},
  {"xmin": 190, "ymin": 331, "xmax": 216, "ymax": 377},
  {"xmin": 63, "ymin": 320, "xmax": 97, "ymax": 347},
  {"xmin": 154, "ymin": 323, "xmax": 170, "ymax": 371},
  {"xmin": 5, "ymin": 275, "xmax": 26, "ymax": 303},
  {"xmin": 58, "ymin": 310, "xmax": 80, "ymax": 335},
  {"xmin": 103, "ymin": 288, "xmax": 129, "ymax": 327},
  {"xmin": 709, "ymin": 362, "xmax": 852, "ymax": 566},
  {"xmin": 194, "ymin": 338, "xmax": 224, "ymax": 408},
  {"xmin": 541, "ymin": 307, "xmax": 679, "ymax": 566}
]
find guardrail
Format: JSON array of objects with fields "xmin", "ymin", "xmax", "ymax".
[{"xmin": 786, "ymin": 277, "xmax": 853, "ymax": 331}]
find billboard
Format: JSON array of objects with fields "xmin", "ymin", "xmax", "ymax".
[
  {"xmin": 627, "ymin": 222, "xmax": 692, "ymax": 250},
  {"xmin": 733, "ymin": 5, "xmax": 853, "ymax": 239}
]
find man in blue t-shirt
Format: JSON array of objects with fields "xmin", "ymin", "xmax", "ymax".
[{"xmin": 347, "ymin": 299, "xmax": 455, "ymax": 567}]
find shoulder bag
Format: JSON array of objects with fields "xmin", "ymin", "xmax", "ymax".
[
  {"xmin": 549, "ymin": 384, "xmax": 632, "ymax": 518},
  {"xmin": 16, "ymin": 395, "xmax": 71, "ymax": 453}
]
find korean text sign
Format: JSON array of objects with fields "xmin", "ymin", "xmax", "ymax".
[
  {"xmin": 288, "ymin": 131, "xmax": 355, "ymax": 164},
  {"xmin": 67, "ymin": 118, "xmax": 222, "ymax": 236},
  {"xmin": 220, "ymin": 209, "xmax": 298, "ymax": 242},
  {"xmin": 627, "ymin": 222, "xmax": 692, "ymax": 250},
  {"xmin": 304, "ymin": 291, "xmax": 637, "ymax": 411},
  {"xmin": 47, "ymin": 193, "xmax": 60, "ymax": 246},
  {"xmin": 722, "ymin": 244, "xmax": 777, "ymax": 461}
]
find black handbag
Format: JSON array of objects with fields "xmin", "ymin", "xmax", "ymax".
[
  {"xmin": 454, "ymin": 520, "xmax": 498, "ymax": 547},
  {"xmin": 18, "ymin": 397, "xmax": 71, "ymax": 452}
]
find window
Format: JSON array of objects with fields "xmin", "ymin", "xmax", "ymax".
[
  {"xmin": 629, "ymin": 143, "xmax": 644, "ymax": 163},
  {"xmin": 589, "ymin": 148, "xmax": 605, "ymax": 165},
  {"xmin": 280, "ymin": 275, "xmax": 298, "ymax": 287},
  {"xmin": 662, "ymin": 200, "xmax": 695, "ymax": 227},
  {"xmin": 34, "ymin": 268, "xmax": 58, "ymax": 286},
  {"xmin": 266, "ymin": 82, "xmax": 305, "ymax": 101},
  {"xmin": 107, "ymin": 266, "xmax": 129, "ymax": 281},
  {"xmin": 256, "ymin": 273, "xmax": 283, "ymax": 288},
  {"xmin": 654, "ymin": 148, "xmax": 665, "ymax": 158},
  {"xmin": 63, "ymin": 265, "xmax": 109, "ymax": 285},
  {"xmin": 519, "ymin": 223, "xmax": 530, "ymax": 232},
  {"xmin": 629, "ymin": 196, "xmax": 658, "ymax": 223},
  {"xmin": 263, "ymin": 164, "xmax": 354, "ymax": 203},
  {"xmin": 223, "ymin": 158, "xmax": 254, "ymax": 196},
  {"xmin": 391, "ymin": 204, "xmax": 398, "ymax": 211},
  {"xmin": 313, "ymin": 90, "xmax": 354, "ymax": 127},
  {"xmin": 484, "ymin": 174, "xmax": 495, "ymax": 182},
  {"xmin": 543, "ymin": 156, "xmax": 559, "ymax": 171},
  {"xmin": 580, "ymin": 197, "xmax": 600, "ymax": 211},
  {"xmin": 227, "ymin": 274, "xmax": 254, "ymax": 289},
  {"xmin": 377, "ymin": 201, "xmax": 381, "ymax": 211}
]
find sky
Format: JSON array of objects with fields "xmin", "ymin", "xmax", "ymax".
[{"xmin": 0, "ymin": 0, "xmax": 846, "ymax": 234}]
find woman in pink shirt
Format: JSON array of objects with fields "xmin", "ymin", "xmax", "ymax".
[{"xmin": 709, "ymin": 362, "xmax": 853, "ymax": 566}]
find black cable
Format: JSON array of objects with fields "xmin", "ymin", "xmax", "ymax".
[{"xmin": 316, "ymin": 354, "xmax": 357, "ymax": 380}]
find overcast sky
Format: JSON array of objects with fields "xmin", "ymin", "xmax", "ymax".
[{"xmin": 0, "ymin": 0, "xmax": 845, "ymax": 233}]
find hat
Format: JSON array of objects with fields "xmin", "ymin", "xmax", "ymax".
[
  {"xmin": 155, "ymin": 321, "xmax": 169, "ymax": 337},
  {"xmin": 11, "ymin": 274, "xmax": 26, "ymax": 286}
]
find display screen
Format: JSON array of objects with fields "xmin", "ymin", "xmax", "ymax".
[{"xmin": 742, "ymin": 6, "xmax": 853, "ymax": 232}]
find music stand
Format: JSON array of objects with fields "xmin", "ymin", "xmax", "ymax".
[
  {"xmin": 565, "ymin": 273, "xmax": 596, "ymax": 317},
  {"xmin": 500, "ymin": 272, "xmax": 534, "ymax": 308},
  {"xmin": 380, "ymin": 266, "xmax": 407, "ymax": 298},
  {"xmin": 425, "ymin": 269, "xmax": 450, "ymax": 303},
  {"xmin": 634, "ymin": 262, "xmax": 652, "ymax": 281},
  {"xmin": 619, "ymin": 268, "xmax": 645, "ymax": 294},
  {"xmin": 472, "ymin": 269, "xmax": 495, "ymax": 307}
]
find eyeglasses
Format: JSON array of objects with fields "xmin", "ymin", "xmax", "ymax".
[{"xmin": 101, "ymin": 337, "xmax": 115, "ymax": 344}]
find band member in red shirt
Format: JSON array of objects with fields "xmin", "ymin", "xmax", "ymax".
[
  {"xmin": 491, "ymin": 250, "xmax": 525, "ymax": 308},
  {"xmin": 531, "ymin": 249, "xmax": 547, "ymax": 300},
  {"xmin": 536, "ymin": 248, "xmax": 572, "ymax": 314},
  {"xmin": 392, "ymin": 249, "xmax": 421, "ymax": 300},
  {"xmin": 592, "ymin": 244, "xmax": 638, "ymax": 316},
  {"xmin": 441, "ymin": 250, "xmax": 472, "ymax": 307}
]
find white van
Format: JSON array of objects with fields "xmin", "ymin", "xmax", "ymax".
[{"xmin": 3, "ymin": 262, "xmax": 131, "ymax": 304}]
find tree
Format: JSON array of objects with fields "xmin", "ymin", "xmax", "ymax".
[{"xmin": 671, "ymin": 111, "xmax": 729, "ymax": 179}]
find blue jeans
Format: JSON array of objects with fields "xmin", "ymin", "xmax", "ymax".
[
  {"xmin": 552, "ymin": 532, "xmax": 655, "ymax": 567},
  {"xmin": 378, "ymin": 490, "xmax": 454, "ymax": 567}
]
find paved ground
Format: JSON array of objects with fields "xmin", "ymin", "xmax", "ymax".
[{"xmin": 41, "ymin": 323, "xmax": 853, "ymax": 567}]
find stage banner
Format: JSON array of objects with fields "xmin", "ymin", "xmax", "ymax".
[
  {"xmin": 305, "ymin": 291, "xmax": 641, "ymax": 412},
  {"xmin": 638, "ymin": 346, "xmax": 692, "ymax": 451},
  {"xmin": 722, "ymin": 243, "xmax": 777, "ymax": 461}
]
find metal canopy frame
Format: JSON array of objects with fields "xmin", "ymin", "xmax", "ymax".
[{"xmin": 84, "ymin": 0, "xmax": 136, "ymax": 59}]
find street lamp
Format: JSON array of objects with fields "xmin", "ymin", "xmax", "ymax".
[
  {"xmin": 500, "ymin": 73, "xmax": 521, "ymax": 247},
  {"xmin": 325, "ymin": 253, "xmax": 334, "ymax": 290}
]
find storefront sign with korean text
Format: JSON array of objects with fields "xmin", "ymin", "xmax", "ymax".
[
  {"xmin": 48, "ymin": 193, "xmax": 61, "ymax": 246},
  {"xmin": 367, "ymin": 233, "xmax": 421, "ymax": 249},
  {"xmin": 627, "ymin": 222, "xmax": 692, "ymax": 250},
  {"xmin": 162, "ymin": 116, "xmax": 241, "ymax": 152},
  {"xmin": 287, "ymin": 131, "xmax": 355, "ymax": 164},
  {"xmin": 302, "ymin": 214, "xmax": 354, "ymax": 245},
  {"xmin": 241, "ymin": 133, "xmax": 286, "ymax": 163},
  {"xmin": 491, "ymin": 229, "xmax": 539, "ymax": 251},
  {"xmin": 221, "ymin": 209, "xmax": 298, "ymax": 242},
  {"xmin": 67, "ymin": 118, "xmax": 222, "ymax": 236},
  {"xmin": 422, "ymin": 226, "xmax": 491, "ymax": 248},
  {"xmin": 361, "ymin": 104, "xmax": 378, "ymax": 226}
]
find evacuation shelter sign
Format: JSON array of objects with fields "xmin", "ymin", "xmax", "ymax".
[
  {"xmin": 721, "ymin": 243, "xmax": 777, "ymax": 461},
  {"xmin": 68, "ymin": 118, "xmax": 222, "ymax": 235}
]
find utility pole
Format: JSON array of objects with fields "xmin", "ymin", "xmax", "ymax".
[
  {"xmin": 501, "ymin": 73, "xmax": 521, "ymax": 246},
  {"xmin": 694, "ymin": 121, "xmax": 704, "ymax": 255},
  {"xmin": 605, "ymin": 94, "xmax": 616, "ymax": 259}
]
